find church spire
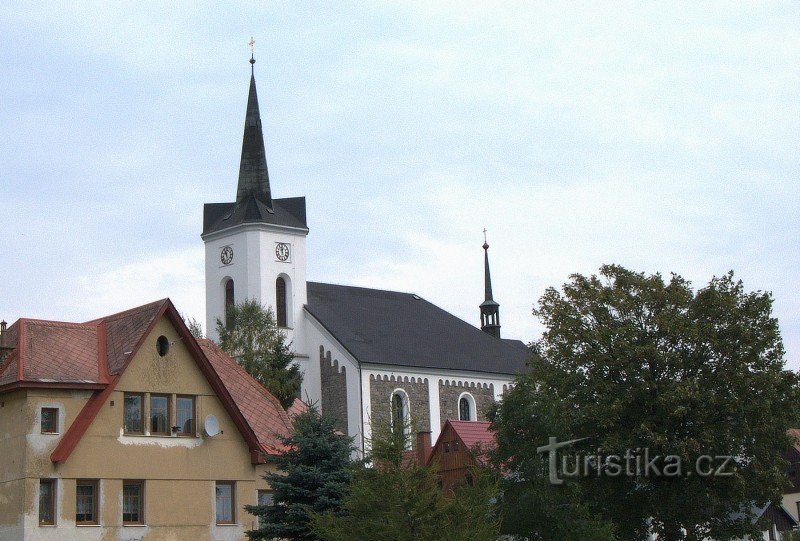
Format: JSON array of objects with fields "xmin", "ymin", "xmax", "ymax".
[
  {"xmin": 480, "ymin": 230, "xmax": 501, "ymax": 339},
  {"xmin": 236, "ymin": 42, "xmax": 273, "ymax": 211}
]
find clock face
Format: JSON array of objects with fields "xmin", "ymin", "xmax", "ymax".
[
  {"xmin": 220, "ymin": 246, "xmax": 233, "ymax": 266},
  {"xmin": 275, "ymin": 242, "xmax": 290, "ymax": 262}
]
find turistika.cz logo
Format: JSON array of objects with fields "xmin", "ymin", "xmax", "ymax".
[{"xmin": 536, "ymin": 437, "xmax": 736, "ymax": 485}]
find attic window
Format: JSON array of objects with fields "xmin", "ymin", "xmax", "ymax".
[{"xmin": 156, "ymin": 335, "xmax": 170, "ymax": 357}]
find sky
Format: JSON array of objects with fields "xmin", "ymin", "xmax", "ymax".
[{"xmin": 1, "ymin": 2, "xmax": 798, "ymax": 367}]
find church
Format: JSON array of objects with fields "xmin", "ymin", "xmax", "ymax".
[{"xmin": 202, "ymin": 55, "xmax": 529, "ymax": 451}]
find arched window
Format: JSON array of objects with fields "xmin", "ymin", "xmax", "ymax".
[
  {"xmin": 224, "ymin": 279, "xmax": 235, "ymax": 329},
  {"xmin": 458, "ymin": 393, "xmax": 476, "ymax": 421},
  {"xmin": 276, "ymin": 277, "xmax": 287, "ymax": 328},
  {"xmin": 390, "ymin": 390, "xmax": 411, "ymax": 448}
]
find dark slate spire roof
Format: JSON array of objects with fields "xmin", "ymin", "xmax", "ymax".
[
  {"xmin": 236, "ymin": 56, "xmax": 272, "ymax": 210},
  {"xmin": 480, "ymin": 238, "xmax": 501, "ymax": 339},
  {"xmin": 305, "ymin": 282, "xmax": 528, "ymax": 375},
  {"xmin": 202, "ymin": 57, "xmax": 307, "ymax": 237}
]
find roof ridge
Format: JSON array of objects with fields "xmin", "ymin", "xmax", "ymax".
[
  {"xmin": 84, "ymin": 298, "xmax": 169, "ymax": 324},
  {"xmin": 308, "ymin": 281, "xmax": 421, "ymax": 298},
  {"xmin": 17, "ymin": 318, "xmax": 96, "ymax": 329}
]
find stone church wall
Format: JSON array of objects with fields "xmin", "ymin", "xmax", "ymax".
[
  {"xmin": 369, "ymin": 374, "xmax": 430, "ymax": 449},
  {"xmin": 319, "ymin": 346, "xmax": 348, "ymax": 434},
  {"xmin": 438, "ymin": 380, "xmax": 495, "ymax": 423}
]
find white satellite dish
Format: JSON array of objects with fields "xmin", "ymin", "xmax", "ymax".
[{"xmin": 204, "ymin": 414, "xmax": 220, "ymax": 437}]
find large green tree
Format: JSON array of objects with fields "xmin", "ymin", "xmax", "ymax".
[
  {"xmin": 216, "ymin": 298, "xmax": 301, "ymax": 409},
  {"xmin": 246, "ymin": 404, "xmax": 354, "ymax": 540},
  {"xmin": 310, "ymin": 424, "xmax": 501, "ymax": 541},
  {"xmin": 492, "ymin": 265, "xmax": 800, "ymax": 541}
]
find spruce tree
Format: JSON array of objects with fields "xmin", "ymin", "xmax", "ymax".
[{"xmin": 246, "ymin": 404, "xmax": 353, "ymax": 540}]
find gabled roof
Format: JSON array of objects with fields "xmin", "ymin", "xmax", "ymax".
[
  {"xmin": 428, "ymin": 420, "xmax": 496, "ymax": 466},
  {"xmin": 305, "ymin": 282, "xmax": 529, "ymax": 375},
  {"xmin": 1, "ymin": 299, "xmax": 293, "ymax": 464}
]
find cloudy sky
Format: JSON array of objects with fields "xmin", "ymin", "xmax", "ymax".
[{"xmin": 1, "ymin": 2, "xmax": 798, "ymax": 366}]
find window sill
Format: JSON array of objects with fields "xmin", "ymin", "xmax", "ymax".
[
  {"xmin": 123, "ymin": 523, "xmax": 147, "ymax": 527},
  {"xmin": 40, "ymin": 432, "xmax": 60, "ymax": 435},
  {"xmin": 216, "ymin": 523, "xmax": 239, "ymax": 526},
  {"xmin": 76, "ymin": 524, "xmax": 101, "ymax": 527}
]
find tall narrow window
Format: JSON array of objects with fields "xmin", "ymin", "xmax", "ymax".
[
  {"xmin": 39, "ymin": 479, "xmax": 55, "ymax": 526},
  {"xmin": 391, "ymin": 391, "xmax": 410, "ymax": 448},
  {"xmin": 459, "ymin": 396, "xmax": 471, "ymax": 421},
  {"xmin": 225, "ymin": 279, "xmax": 235, "ymax": 328},
  {"xmin": 276, "ymin": 277, "xmax": 287, "ymax": 328},
  {"xmin": 150, "ymin": 394, "xmax": 169, "ymax": 435},
  {"xmin": 122, "ymin": 480, "xmax": 144, "ymax": 525},
  {"xmin": 176, "ymin": 395, "xmax": 195, "ymax": 436},
  {"xmin": 215, "ymin": 481, "xmax": 235, "ymax": 525},
  {"xmin": 256, "ymin": 490, "xmax": 274, "ymax": 529},
  {"xmin": 124, "ymin": 393, "xmax": 144, "ymax": 434},
  {"xmin": 41, "ymin": 407, "xmax": 58, "ymax": 434},
  {"xmin": 76, "ymin": 480, "xmax": 98, "ymax": 525}
]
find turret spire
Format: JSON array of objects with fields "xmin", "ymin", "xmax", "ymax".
[
  {"xmin": 236, "ymin": 39, "xmax": 273, "ymax": 211},
  {"xmin": 480, "ymin": 230, "xmax": 501, "ymax": 338}
]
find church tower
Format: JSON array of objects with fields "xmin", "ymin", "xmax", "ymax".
[
  {"xmin": 479, "ymin": 236, "xmax": 501, "ymax": 338},
  {"xmin": 201, "ymin": 54, "xmax": 308, "ymax": 345}
]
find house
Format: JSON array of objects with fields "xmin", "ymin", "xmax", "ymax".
[
  {"xmin": 201, "ymin": 55, "xmax": 530, "ymax": 454},
  {"xmin": 0, "ymin": 298, "xmax": 292, "ymax": 540},
  {"xmin": 419, "ymin": 419, "xmax": 495, "ymax": 491}
]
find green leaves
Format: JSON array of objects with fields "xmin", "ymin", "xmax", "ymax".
[
  {"xmin": 215, "ymin": 299, "xmax": 302, "ymax": 409},
  {"xmin": 493, "ymin": 265, "xmax": 800, "ymax": 541}
]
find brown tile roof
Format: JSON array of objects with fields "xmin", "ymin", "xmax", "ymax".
[
  {"xmin": 198, "ymin": 339, "xmax": 293, "ymax": 454},
  {"xmin": 1, "ymin": 298, "xmax": 294, "ymax": 463},
  {"xmin": 428, "ymin": 420, "xmax": 496, "ymax": 467}
]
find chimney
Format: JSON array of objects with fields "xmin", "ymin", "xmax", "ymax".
[
  {"xmin": 0, "ymin": 321, "xmax": 6, "ymax": 347},
  {"xmin": 416, "ymin": 430, "xmax": 432, "ymax": 466}
]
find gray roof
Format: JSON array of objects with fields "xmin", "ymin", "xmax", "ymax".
[
  {"xmin": 203, "ymin": 196, "xmax": 307, "ymax": 236},
  {"xmin": 305, "ymin": 282, "xmax": 529, "ymax": 375}
]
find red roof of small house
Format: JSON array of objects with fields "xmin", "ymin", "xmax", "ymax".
[
  {"xmin": 287, "ymin": 397, "xmax": 309, "ymax": 419},
  {"xmin": 0, "ymin": 299, "xmax": 293, "ymax": 464},
  {"xmin": 428, "ymin": 420, "xmax": 496, "ymax": 466}
]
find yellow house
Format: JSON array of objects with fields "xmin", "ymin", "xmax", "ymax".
[{"xmin": 0, "ymin": 298, "xmax": 293, "ymax": 540}]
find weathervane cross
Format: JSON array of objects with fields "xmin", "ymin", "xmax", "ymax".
[
  {"xmin": 483, "ymin": 228, "xmax": 487, "ymax": 243},
  {"xmin": 248, "ymin": 36, "xmax": 255, "ymax": 57}
]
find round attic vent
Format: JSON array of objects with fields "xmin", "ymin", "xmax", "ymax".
[{"xmin": 156, "ymin": 335, "xmax": 170, "ymax": 357}]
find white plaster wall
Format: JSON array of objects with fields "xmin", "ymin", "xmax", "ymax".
[
  {"xmin": 203, "ymin": 222, "xmax": 308, "ymax": 344},
  {"xmin": 303, "ymin": 313, "xmax": 363, "ymax": 452}
]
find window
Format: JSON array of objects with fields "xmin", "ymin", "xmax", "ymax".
[
  {"xmin": 41, "ymin": 407, "xmax": 58, "ymax": 434},
  {"xmin": 391, "ymin": 391, "xmax": 411, "ymax": 449},
  {"xmin": 76, "ymin": 480, "xmax": 98, "ymax": 525},
  {"xmin": 276, "ymin": 277, "xmax": 287, "ymax": 327},
  {"xmin": 458, "ymin": 392, "xmax": 476, "ymax": 421},
  {"xmin": 176, "ymin": 395, "xmax": 195, "ymax": 436},
  {"xmin": 122, "ymin": 480, "xmax": 144, "ymax": 525},
  {"xmin": 224, "ymin": 279, "xmax": 235, "ymax": 328},
  {"xmin": 124, "ymin": 393, "xmax": 144, "ymax": 434},
  {"xmin": 459, "ymin": 396, "xmax": 471, "ymax": 421},
  {"xmin": 256, "ymin": 490, "xmax": 273, "ymax": 529},
  {"xmin": 150, "ymin": 394, "xmax": 170, "ymax": 435},
  {"xmin": 156, "ymin": 335, "xmax": 170, "ymax": 357},
  {"xmin": 39, "ymin": 479, "xmax": 55, "ymax": 525},
  {"xmin": 215, "ymin": 482, "xmax": 235, "ymax": 525}
]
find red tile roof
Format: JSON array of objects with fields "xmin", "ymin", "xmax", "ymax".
[
  {"xmin": 198, "ymin": 339, "xmax": 292, "ymax": 454},
  {"xmin": 428, "ymin": 420, "xmax": 496, "ymax": 466},
  {"xmin": 1, "ymin": 299, "xmax": 294, "ymax": 464}
]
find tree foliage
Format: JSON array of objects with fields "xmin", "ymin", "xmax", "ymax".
[
  {"xmin": 246, "ymin": 404, "xmax": 354, "ymax": 540},
  {"xmin": 310, "ymin": 423, "xmax": 501, "ymax": 541},
  {"xmin": 491, "ymin": 265, "xmax": 800, "ymax": 541},
  {"xmin": 216, "ymin": 298, "xmax": 301, "ymax": 409}
]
